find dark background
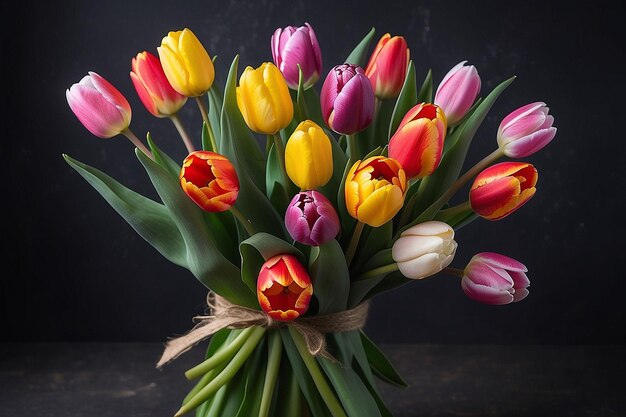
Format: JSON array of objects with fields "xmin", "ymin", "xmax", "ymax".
[{"xmin": 2, "ymin": 0, "xmax": 624, "ymax": 345}]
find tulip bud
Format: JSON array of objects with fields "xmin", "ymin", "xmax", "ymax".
[
  {"xmin": 257, "ymin": 254, "xmax": 313, "ymax": 322},
  {"xmin": 434, "ymin": 61, "xmax": 481, "ymax": 125},
  {"xmin": 388, "ymin": 103, "xmax": 447, "ymax": 179},
  {"xmin": 236, "ymin": 62, "xmax": 294, "ymax": 134},
  {"xmin": 285, "ymin": 191, "xmax": 340, "ymax": 246},
  {"xmin": 130, "ymin": 51, "xmax": 187, "ymax": 118},
  {"xmin": 157, "ymin": 28, "xmax": 215, "ymax": 97},
  {"xmin": 469, "ymin": 162, "xmax": 538, "ymax": 221},
  {"xmin": 364, "ymin": 33, "xmax": 410, "ymax": 99},
  {"xmin": 497, "ymin": 102, "xmax": 557, "ymax": 158},
  {"xmin": 392, "ymin": 221, "xmax": 457, "ymax": 279},
  {"xmin": 345, "ymin": 156, "xmax": 407, "ymax": 227},
  {"xmin": 271, "ymin": 23, "xmax": 323, "ymax": 90},
  {"xmin": 66, "ymin": 72, "xmax": 132, "ymax": 138},
  {"xmin": 461, "ymin": 252, "xmax": 530, "ymax": 305},
  {"xmin": 285, "ymin": 120, "xmax": 333, "ymax": 190},
  {"xmin": 180, "ymin": 151, "xmax": 239, "ymax": 212},
  {"xmin": 320, "ymin": 64, "xmax": 375, "ymax": 135}
]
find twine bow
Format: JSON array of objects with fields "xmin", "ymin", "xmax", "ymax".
[{"xmin": 157, "ymin": 292, "xmax": 370, "ymax": 368}]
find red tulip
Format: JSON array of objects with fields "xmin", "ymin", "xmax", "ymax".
[
  {"xmin": 180, "ymin": 151, "xmax": 239, "ymax": 212},
  {"xmin": 365, "ymin": 33, "xmax": 410, "ymax": 99}
]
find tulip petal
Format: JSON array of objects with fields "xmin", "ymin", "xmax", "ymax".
[
  {"xmin": 67, "ymin": 85, "xmax": 127, "ymax": 138},
  {"xmin": 503, "ymin": 127, "xmax": 557, "ymax": 158},
  {"xmin": 401, "ymin": 220, "xmax": 455, "ymax": 238},
  {"xmin": 471, "ymin": 252, "xmax": 528, "ymax": 272},
  {"xmin": 461, "ymin": 277, "xmax": 514, "ymax": 305},
  {"xmin": 397, "ymin": 252, "xmax": 449, "ymax": 279},
  {"xmin": 356, "ymin": 184, "xmax": 404, "ymax": 227}
]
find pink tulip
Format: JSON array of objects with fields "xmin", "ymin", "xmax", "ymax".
[
  {"xmin": 271, "ymin": 23, "xmax": 323, "ymax": 90},
  {"xmin": 285, "ymin": 191, "xmax": 340, "ymax": 246},
  {"xmin": 66, "ymin": 72, "xmax": 132, "ymax": 138},
  {"xmin": 461, "ymin": 252, "xmax": 530, "ymax": 305},
  {"xmin": 497, "ymin": 102, "xmax": 557, "ymax": 158},
  {"xmin": 130, "ymin": 51, "xmax": 187, "ymax": 118},
  {"xmin": 320, "ymin": 64, "xmax": 375, "ymax": 135},
  {"xmin": 434, "ymin": 61, "xmax": 481, "ymax": 125}
]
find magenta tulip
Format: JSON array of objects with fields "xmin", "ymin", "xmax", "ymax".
[
  {"xmin": 320, "ymin": 64, "xmax": 375, "ymax": 135},
  {"xmin": 434, "ymin": 61, "xmax": 481, "ymax": 125},
  {"xmin": 285, "ymin": 191, "xmax": 340, "ymax": 246},
  {"xmin": 66, "ymin": 72, "xmax": 132, "ymax": 138},
  {"xmin": 497, "ymin": 102, "xmax": 557, "ymax": 158},
  {"xmin": 461, "ymin": 252, "xmax": 530, "ymax": 305},
  {"xmin": 271, "ymin": 23, "xmax": 322, "ymax": 90}
]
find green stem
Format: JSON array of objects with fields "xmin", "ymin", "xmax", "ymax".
[
  {"xmin": 229, "ymin": 205, "xmax": 256, "ymax": 236},
  {"xmin": 405, "ymin": 148, "xmax": 504, "ymax": 230},
  {"xmin": 175, "ymin": 326, "xmax": 267, "ymax": 417},
  {"xmin": 205, "ymin": 384, "xmax": 228, "ymax": 417},
  {"xmin": 288, "ymin": 327, "xmax": 348, "ymax": 417},
  {"xmin": 185, "ymin": 328, "xmax": 253, "ymax": 380},
  {"xmin": 258, "ymin": 331, "xmax": 283, "ymax": 417},
  {"xmin": 170, "ymin": 114, "xmax": 195, "ymax": 154},
  {"xmin": 397, "ymin": 191, "xmax": 419, "ymax": 231},
  {"xmin": 272, "ymin": 133, "xmax": 289, "ymax": 185},
  {"xmin": 443, "ymin": 267, "xmax": 465, "ymax": 277},
  {"xmin": 122, "ymin": 128, "xmax": 153, "ymax": 159},
  {"xmin": 285, "ymin": 369, "xmax": 303, "ymax": 417},
  {"xmin": 345, "ymin": 221, "xmax": 365, "ymax": 266},
  {"xmin": 195, "ymin": 96, "xmax": 218, "ymax": 152},
  {"xmin": 355, "ymin": 263, "xmax": 399, "ymax": 281},
  {"xmin": 347, "ymin": 133, "xmax": 359, "ymax": 161},
  {"xmin": 435, "ymin": 200, "xmax": 472, "ymax": 222}
]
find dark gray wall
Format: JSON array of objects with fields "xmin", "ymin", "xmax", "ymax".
[{"xmin": 3, "ymin": 0, "xmax": 624, "ymax": 343}]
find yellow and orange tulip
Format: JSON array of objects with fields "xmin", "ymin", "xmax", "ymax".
[
  {"xmin": 180, "ymin": 151, "xmax": 239, "ymax": 212},
  {"xmin": 345, "ymin": 156, "xmax": 407, "ymax": 227}
]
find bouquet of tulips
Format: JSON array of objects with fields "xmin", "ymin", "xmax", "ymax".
[{"xmin": 64, "ymin": 23, "xmax": 556, "ymax": 417}]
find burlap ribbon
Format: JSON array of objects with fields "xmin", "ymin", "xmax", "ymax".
[{"xmin": 157, "ymin": 292, "xmax": 370, "ymax": 368}]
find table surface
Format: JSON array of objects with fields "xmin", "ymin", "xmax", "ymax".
[{"xmin": 1, "ymin": 343, "xmax": 624, "ymax": 417}]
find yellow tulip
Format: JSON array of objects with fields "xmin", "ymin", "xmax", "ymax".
[
  {"xmin": 345, "ymin": 156, "xmax": 407, "ymax": 227},
  {"xmin": 285, "ymin": 120, "xmax": 333, "ymax": 190},
  {"xmin": 236, "ymin": 62, "xmax": 293, "ymax": 134},
  {"xmin": 157, "ymin": 28, "xmax": 215, "ymax": 97}
]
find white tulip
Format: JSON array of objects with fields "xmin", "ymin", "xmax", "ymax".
[{"xmin": 392, "ymin": 221, "xmax": 457, "ymax": 279}]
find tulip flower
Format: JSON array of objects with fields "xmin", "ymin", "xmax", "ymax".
[
  {"xmin": 66, "ymin": 72, "xmax": 132, "ymax": 139},
  {"xmin": 271, "ymin": 23, "xmax": 322, "ymax": 90},
  {"xmin": 237, "ymin": 62, "xmax": 294, "ymax": 135},
  {"xmin": 345, "ymin": 156, "xmax": 407, "ymax": 227},
  {"xmin": 257, "ymin": 254, "xmax": 313, "ymax": 321},
  {"xmin": 434, "ymin": 61, "xmax": 481, "ymax": 125},
  {"xmin": 321, "ymin": 64, "xmax": 375, "ymax": 135},
  {"xmin": 180, "ymin": 151, "xmax": 239, "ymax": 212},
  {"xmin": 130, "ymin": 51, "xmax": 187, "ymax": 118},
  {"xmin": 461, "ymin": 252, "xmax": 530, "ymax": 305},
  {"xmin": 285, "ymin": 191, "xmax": 340, "ymax": 246},
  {"xmin": 497, "ymin": 102, "xmax": 557, "ymax": 158},
  {"xmin": 388, "ymin": 103, "xmax": 447, "ymax": 179},
  {"xmin": 157, "ymin": 28, "xmax": 215, "ymax": 97},
  {"xmin": 364, "ymin": 33, "xmax": 410, "ymax": 99},
  {"xmin": 469, "ymin": 162, "xmax": 537, "ymax": 221},
  {"xmin": 392, "ymin": 221, "xmax": 457, "ymax": 279},
  {"xmin": 285, "ymin": 120, "xmax": 333, "ymax": 190}
]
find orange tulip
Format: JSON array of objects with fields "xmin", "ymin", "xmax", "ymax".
[{"xmin": 180, "ymin": 151, "xmax": 239, "ymax": 212}]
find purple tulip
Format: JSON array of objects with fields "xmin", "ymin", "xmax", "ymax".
[
  {"xmin": 320, "ymin": 64, "xmax": 375, "ymax": 135},
  {"xmin": 434, "ymin": 61, "xmax": 481, "ymax": 125},
  {"xmin": 461, "ymin": 252, "xmax": 530, "ymax": 305},
  {"xmin": 285, "ymin": 191, "xmax": 340, "ymax": 246},
  {"xmin": 271, "ymin": 23, "xmax": 322, "ymax": 90},
  {"xmin": 497, "ymin": 102, "xmax": 557, "ymax": 158}
]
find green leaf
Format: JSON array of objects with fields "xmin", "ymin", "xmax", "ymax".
[
  {"xmin": 318, "ymin": 129, "xmax": 348, "ymax": 211},
  {"xmin": 364, "ymin": 270, "xmax": 412, "ymax": 302},
  {"xmin": 318, "ymin": 355, "xmax": 382, "ymax": 417},
  {"xmin": 404, "ymin": 76, "xmax": 516, "ymax": 230},
  {"xmin": 63, "ymin": 154, "xmax": 187, "ymax": 269},
  {"xmin": 350, "ymin": 219, "xmax": 392, "ymax": 275},
  {"xmin": 336, "ymin": 158, "xmax": 357, "ymax": 242},
  {"xmin": 265, "ymin": 142, "xmax": 292, "ymax": 214},
  {"xmin": 135, "ymin": 150, "xmax": 257, "ymax": 308},
  {"xmin": 303, "ymin": 87, "xmax": 325, "ymax": 127},
  {"xmin": 207, "ymin": 83, "xmax": 223, "ymax": 150},
  {"xmin": 308, "ymin": 240, "xmax": 350, "ymax": 314},
  {"xmin": 345, "ymin": 27, "xmax": 376, "ymax": 67},
  {"xmin": 388, "ymin": 61, "xmax": 417, "ymax": 139},
  {"xmin": 280, "ymin": 328, "xmax": 333, "ymax": 417},
  {"xmin": 220, "ymin": 56, "xmax": 286, "ymax": 238},
  {"xmin": 359, "ymin": 331, "xmax": 408, "ymax": 388},
  {"xmin": 416, "ymin": 69, "xmax": 433, "ymax": 104},
  {"xmin": 295, "ymin": 65, "xmax": 310, "ymax": 123},
  {"xmin": 219, "ymin": 55, "xmax": 266, "ymax": 191},
  {"xmin": 147, "ymin": 133, "xmax": 180, "ymax": 179},
  {"xmin": 240, "ymin": 233, "xmax": 304, "ymax": 293}
]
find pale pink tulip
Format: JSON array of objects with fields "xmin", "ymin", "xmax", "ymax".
[
  {"xmin": 434, "ymin": 61, "xmax": 481, "ymax": 125},
  {"xmin": 497, "ymin": 102, "xmax": 557, "ymax": 158}
]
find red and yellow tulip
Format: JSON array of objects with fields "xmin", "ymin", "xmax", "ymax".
[
  {"xmin": 364, "ymin": 33, "xmax": 410, "ymax": 100},
  {"xmin": 469, "ymin": 162, "xmax": 537, "ymax": 221},
  {"xmin": 257, "ymin": 254, "xmax": 313, "ymax": 322},
  {"xmin": 180, "ymin": 151, "xmax": 239, "ymax": 212}
]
